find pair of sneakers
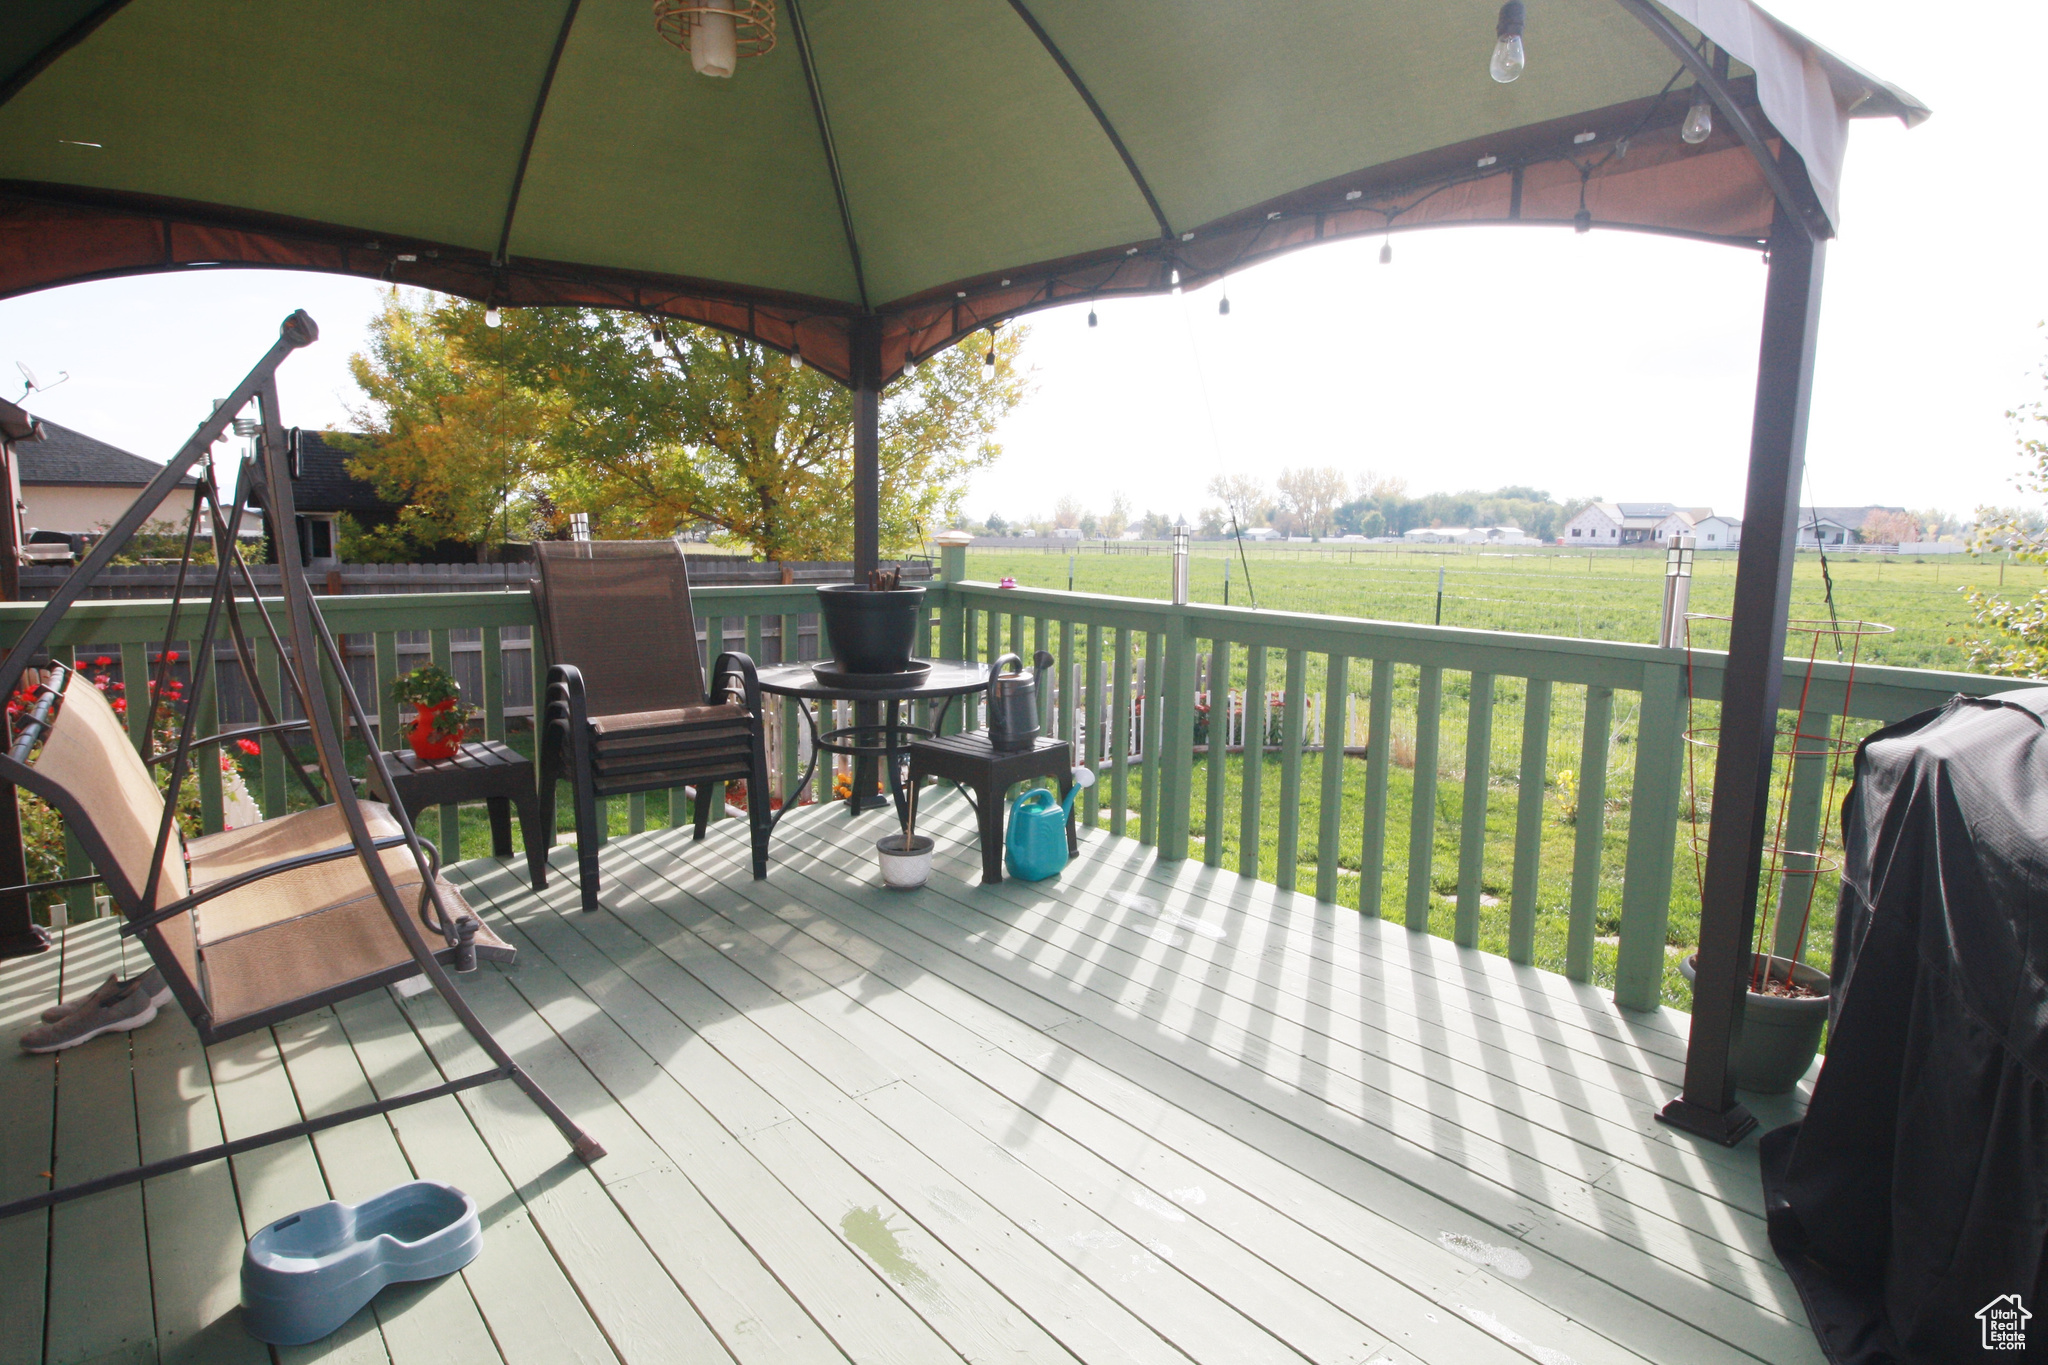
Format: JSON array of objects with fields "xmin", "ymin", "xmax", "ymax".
[{"xmin": 20, "ymin": 968, "xmax": 172, "ymax": 1053}]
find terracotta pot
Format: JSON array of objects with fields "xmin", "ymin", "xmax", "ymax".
[
  {"xmin": 1680, "ymin": 952, "xmax": 1831, "ymax": 1095},
  {"xmin": 408, "ymin": 700, "xmax": 462, "ymax": 763}
]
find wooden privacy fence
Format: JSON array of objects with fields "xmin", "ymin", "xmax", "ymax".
[{"xmin": 0, "ymin": 563, "xmax": 2031, "ymax": 1011}]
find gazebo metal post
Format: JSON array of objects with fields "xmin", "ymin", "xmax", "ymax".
[
  {"xmin": 1659, "ymin": 173, "xmax": 1827, "ymax": 1146},
  {"xmin": 849, "ymin": 314, "xmax": 884, "ymax": 810},
  {"xmin": 0, "ymin": 423, "xmax": 40, "ymax": 958}
]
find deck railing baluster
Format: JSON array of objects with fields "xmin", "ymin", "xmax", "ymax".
[
  {"xmin": 257, "ymin": 641, "xmax": 286, "ymax": 818},
  {"xmin": 1275, "ymin": 649, "xmax": 1307, "ymax": 892},
  {"xmin": 1406, "ymin": 666, "xmax": 1444, "ymax": 934},
  {"xmin": 1454, "ymin": 671, "xmax": 1495, "ymax": 948},
  {"xmin": 1509, "ymin": 677, "xmax": 1553, "ymax": 963},
  {"xmin": 1083, "ymin": 625, "xmax": 1103, "ymax": 828},
  {"xmin": 1109, "ymin": 629, "xmax": 1132, "ymax": 837},
  {"xmin": 1615, "ymin": 661, "xmax": 1686, "ymax": 1010},
  {"xmin": 1141, "ymin": 630, "xmax": 1162, "ymax": 846},
  {"xmin": 1204, "ymin": 637, "xmax": 1231, "ymax": 868},
  {"xmin": 1159, "ymin": 616, "xmax": 1196, "ymax": 860},
  {"xmin": 481, "ymin": 624, "xmax": 505, "ymax": 742},
  {"xmin": 1315, "ymin": 654, "xmax": 1349, "ymax": 903},
  {"xmin": 1239, "ymin": 644, "xmax": 1267, "ymax": 882},
  {"xmin": 1360, "ymin": 657, "xmax": 1394, "ymax": 917},
  {"xmin": 1567, "ymin": 684, "xmax": 1615, "ymax": 981}
]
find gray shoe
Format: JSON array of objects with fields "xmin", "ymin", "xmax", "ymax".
[
  {"xmin": 21, "ymin": 976, "xmax": 160, "ymax": 1053},
  {"xmin": 39, "ymin": 968, "xmax": 170, "ymax": 1022}
]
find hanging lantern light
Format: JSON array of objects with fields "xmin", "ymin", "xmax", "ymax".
[
  {"xmin": 1681, "ymin": 95, "xmax": 1713, "ymax": 144},
  {"xmin": 653, "ymin": 1, "xmax": 777, "ymax": 78}
]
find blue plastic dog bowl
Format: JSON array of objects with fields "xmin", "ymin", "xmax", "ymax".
[{"xmin": 241, "ymin": 1180, "xmax": 481, "ymax": 1345}]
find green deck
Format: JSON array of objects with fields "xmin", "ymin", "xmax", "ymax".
[{"xmin": 2, "ymin": 795, "xmax": 1818, "ymax": 1365}]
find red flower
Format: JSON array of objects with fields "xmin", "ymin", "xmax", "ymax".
[
  {"xmin": 92, "ymin": 678, "xmax": 108, "ymax": 691},
  {"xmin": 219, "ymin": 751, "xmax": 234, "ymax": 773},
  {"xmin": 111, "ymin": 699, "xmax": 126, "ymax": 714},
  {"xmin": 236, "ymin": 738, "xmax": 261, "ymax": 756},
  {"xmin": 93, "ymin": 655, "xmax": 111, "ymax": 667},
  {"xmin": 110, "ymin": 682, "xmax": 123, "ymax": 691},
  {"xmin": 165, "ymin": 650, "xmax": 180, "ymax": 663}
]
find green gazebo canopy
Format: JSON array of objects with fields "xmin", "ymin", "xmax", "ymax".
[{"xmin": 2, "ymin": 0, "xmax": 1921, "ymax": 382}]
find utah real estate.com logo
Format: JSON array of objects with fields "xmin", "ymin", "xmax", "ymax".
[{"xmin": 1979, "ymin": 1294, "xmax": 2031, "ymax": 1351}]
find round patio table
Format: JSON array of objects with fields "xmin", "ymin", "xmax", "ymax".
[{"xmin": 755, "ymin": 659, "xmax": 990, "ymax": 825}]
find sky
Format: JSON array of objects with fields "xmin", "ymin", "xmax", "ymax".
[{"xmin": 0, "ymin": 1, "xmax": 2038, "ymax": 531}]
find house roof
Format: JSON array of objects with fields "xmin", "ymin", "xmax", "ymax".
[
  {"xmin": 290, "ymin": 431, "xmax": 399, "ymax": 516},
  {"xmin": 1614, "ymin": 502, "xmax": 1679, "ymax": 518},
  {"xmin": 1800, "ymin": 505, "xmax": 1906, "ymax": 530},
  {"xmin": 16, "ymin": 418, "xmax": 196, "ymax": 489}
]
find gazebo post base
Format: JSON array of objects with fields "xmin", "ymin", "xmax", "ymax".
[{"xmin": 1657, "ymin": 1095, "xmax": 1759, "ymax": 1147}]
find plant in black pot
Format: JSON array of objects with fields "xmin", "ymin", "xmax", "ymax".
[{"xmin": 817, "ymin": 566, "xmax": 927, "ymax": 675}]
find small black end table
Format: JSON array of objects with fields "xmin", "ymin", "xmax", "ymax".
[
  {"xmin": 364, "ymin": 740, "xmax": 548, "ymax": 890},
  {"xmin": 907, "ymin": 732, "xmax": 1076, "ymax": 884}
]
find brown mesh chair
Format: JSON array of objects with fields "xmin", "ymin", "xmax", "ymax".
[{"xmin": 533, "ymin": 540, "xmax": 771, "ymax": 913}]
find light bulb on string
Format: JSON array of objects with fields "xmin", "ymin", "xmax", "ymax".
[
  {"xmin": 484, "ymin": 303, "xmax": 502, "ymax": 328},
  {"xmin": 1218, "ymin": 282, "xmax": 1231, "ymax": 316},
  {"xmin": 1379, "ymin": 237, "xmax": 1392, "ymax": 265},
  {"xmin": 791, "ymin": 346, "xmax": 803, "ymax": 370},
  {"xmin": 1087, "ymin": 307, "xmax": 1098, "ymax": 328},
  {"xmin": 1489, "ymin": 2, "xmax": 1525, "ymax": 83},
  {"xmin": 1681, "ymin": 96, "xmax": 1712, "ymax": 144},
  {"xmin": 1170, "ymin": 267, "xmax": 1182, "ymax": 297}
]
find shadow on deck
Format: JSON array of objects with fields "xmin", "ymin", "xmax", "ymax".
[{"xmin": 1, "ymin": 792, "xmax": 1819, "ymax": 1365}]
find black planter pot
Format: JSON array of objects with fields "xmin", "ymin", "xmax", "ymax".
[
  {"xmin": 1679, "ymin": 952, "xmax": 1831, "ymax": 1095},
  {"xmin": 817, "ymin": 583, "xmax": 927, "ymax": 675}
]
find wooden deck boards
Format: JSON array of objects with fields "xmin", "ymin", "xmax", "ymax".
[{"xmin": 3, "ymin": 795, "xmax": 1820, "ymax": 1364}]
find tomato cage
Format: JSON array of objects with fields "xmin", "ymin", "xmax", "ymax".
[{"xmin": 1681, "ymin": 614, "xmax": 1895, "ymax": 995}]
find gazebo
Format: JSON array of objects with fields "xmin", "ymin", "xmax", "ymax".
[{"xmin": 1, "ymin": 0, "xmax": 1922, "ymax": 1169}]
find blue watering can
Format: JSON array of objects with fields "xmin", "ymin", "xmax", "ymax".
[{"xmin": 1005, "ymin": 766, "xmax": 1095, "ymax": 881}]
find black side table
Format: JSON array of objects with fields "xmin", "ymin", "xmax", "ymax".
[
  {"xmin": 907, "ymin": 732, "xmax": 1077, "ymax": 884},
  {"xmin": 364, "ymin": 740, "xmax": 549, "ymax": 890}
]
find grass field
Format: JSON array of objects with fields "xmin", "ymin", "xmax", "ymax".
[
  {"xmin": 959, "ymin": 542, "xmax": 2030, "ymax": 1008},
  {"xmin": 968, "ymin": 540, "xmax": 2039, "ymax": 671}
]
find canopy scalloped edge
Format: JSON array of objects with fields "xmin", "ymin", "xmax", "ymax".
[{"xmin": 2, "ymin": 81, "xmax": 1782, "ymax": 387}]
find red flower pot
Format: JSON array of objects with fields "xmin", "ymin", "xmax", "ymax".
[{"xmin": 408, "ymin": 700, "xmax": 463, "ymax": 763}]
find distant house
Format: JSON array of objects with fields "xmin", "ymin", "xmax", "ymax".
[
  {"xmin": 1694, "ymin": 515, "xmax": 1741, "ymax": 549},
  {"xmin": 1560, "ymin": 503, "xmax": 1623, "ymax": 545},
  {"xmin": 12, "ymin": 418, "xmax": 196, "ymax": 537},
  {"xmin": 1238, "ymin": 526, "xmax": 1283, "ymax": 541},
  {"xmin": 1561, "ymin": 502, "xmax": 1715, "ymax": 547},
  {"xmin": 1049, "ymin": 526, "xmax": 1083, "ymax": 540},
  {"xmin": 249, "ymin": 430, "xmax": 413, "ymax": 568},
  {"xmin": 1403, "ymin": 526, "xmax": 1468, "ymax": 544},
  {"xmin": 1796, "ymin": 505, "xmax": 1908, "ymax": 547}
]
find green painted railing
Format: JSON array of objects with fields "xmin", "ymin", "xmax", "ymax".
[
  {"xmin": 2, "ymin": 565, "xmax": 2034, "ymax": 1012},
  {"xmin": 934, "ymin": 534, "xmax": 2037, "ymax": 1011}
]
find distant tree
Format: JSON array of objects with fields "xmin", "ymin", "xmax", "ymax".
[
  {"xmin": 1053, "ymin": 495, "xmax": 1084, "ymax": 529},
  {"xmin": 1079, "ymin": 512, "xmax": 1101, "ymax": 537},
  {"xmin": 1960, "ymin": 334, "xmax": 2048, "ymax": 675},
  {"xmin": 347, "ymin": 290, "xmax": 1027, "ymax": 562},
  {"xmin": 1140, "ymin": 509, "xmax": 1176, "ymax": 539},
  {"xmin": 1277, "ymin": 466, "xmax": 1348, "ymax": 539},
  {"xmin": 1207, "ymin": 472, "xmax": 1270, "ymax": 531},
  {"xmin": 1102, "ymin": 492, "xmax": 1131, "ymax": 539},
  {"xmin": 1355, "ymin": 469, "xmax": 1409, "ymax": 502},
  {"xmin": 1197, "ymin": 504, "xmax": 1227, "ymax": 537},
  {"xmin": 1861, "ymin": 510, "xmax": 1921, "ymax": 545},
  {"xmin": 985, "ymin": 512, "xmax": 1008, "ymax": 535}
]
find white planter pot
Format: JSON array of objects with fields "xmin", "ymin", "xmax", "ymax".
[{"xmin": 876, "ymin": 833, "xmax": 934, "ymax": 890}]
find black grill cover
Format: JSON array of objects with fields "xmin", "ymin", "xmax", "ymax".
[{"xmin": 1761, "ymin": 689, "xmax": 2048, "ymax": 1364}]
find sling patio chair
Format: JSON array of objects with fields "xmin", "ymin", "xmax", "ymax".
[
  {"xmin": 533, "ymin": 540, "xmax": 772, "ymax": 914},
  {"xmin": 0, "ymin": 665, "xmax": 603, "ymax": 1219}
]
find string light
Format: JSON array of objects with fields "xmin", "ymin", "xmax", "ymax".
[
  {"xmin": 484, "ymin": 303, "xmax": 502, "ymax": 328},
  {"xmin": 1490, "ymin": 2, "xmax": 1526, "ymax": 83},
  {"xmin": 1087, "ymin": 307, "xmax": 1098, "ymax": 328},
  {"xmin": 1681, "ymin": 95, "xmax": 1713, "ymax": 144},
  {"xmin": 792, "ymin": 346, "xmax": 803, "ymax": 369},
  {"xmin": 1379, "ymin": 237, "xmax": 1392, "ymax": 265},
  {"xmin": 1218, "ymin": 281, "xmax": 1231, "ymax": 316}
]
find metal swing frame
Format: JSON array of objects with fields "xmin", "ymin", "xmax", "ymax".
[{"xmin": 0, "ymin": 311, "xmax": 602, "ymax": 1223}]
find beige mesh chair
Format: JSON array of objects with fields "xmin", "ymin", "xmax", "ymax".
[
  {"xmin": 533, "ymin": 540, "xmax": 772, "ymax": 913},
  {"xmin": 14, "ymin": 673, "xmax": 510, "ymax": 1037},
  {"xmin": 0, "ymin": 665, "xmax": 601, "ymax": 1220}
]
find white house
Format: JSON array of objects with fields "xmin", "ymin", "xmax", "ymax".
[
  {"xmin": 1238, "ymin": 526, "xmax": 1283, "ymax": 541},
  {"xmin": 1403, "ymin": 526, "xmax": 1469, "ymax": 544},
  {"xmin": 1050, "ymin": 526, "xmax": 1083, "ymax": 539},
  {"xmin": 1694, "ymin": 515, "xmax": 1741, "ymax": 549},
  {"xmin": 1560, "ymin": 503, "xmax": 1623, "ymax": 545}
]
